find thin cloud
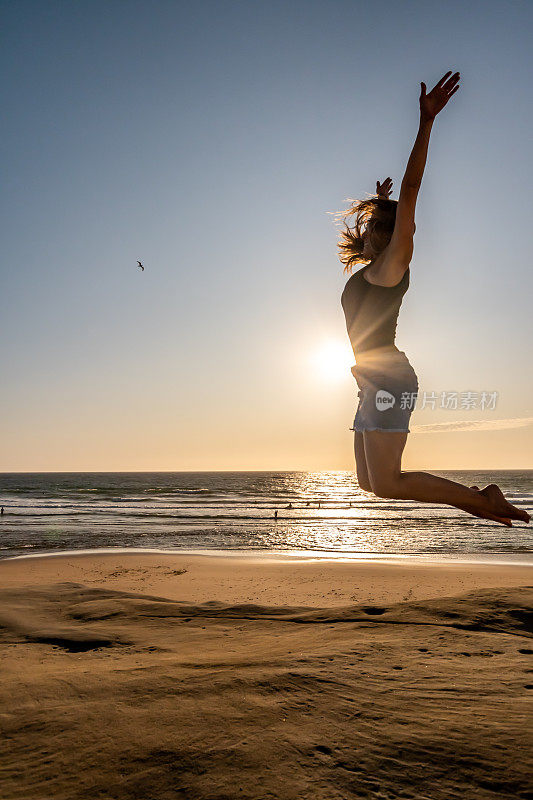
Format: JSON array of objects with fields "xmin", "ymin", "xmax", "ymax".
[{"xmin": 411, "ymin": 417, "xmax": 533, "ymax": 434}]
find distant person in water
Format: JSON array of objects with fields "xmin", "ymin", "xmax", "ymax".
[
  {"xmin": 274, "ymin": 509, "xmax": 278, "ymax": 521},
  {"xmin": 338, "ymin": 70, "xmax": 529, "ymax": 528},
  {"xmin": 0, "ymin": 506, "xmax": 3, "ymax": 515}
]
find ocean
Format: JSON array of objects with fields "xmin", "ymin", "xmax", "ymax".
[{"xmin": 0, "ymin": 470, "xmax": 532, "ymax": 561}]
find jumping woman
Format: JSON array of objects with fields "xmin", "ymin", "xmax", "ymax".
[{"xmin": 339, "ymin": 70, "xmax": 530, "ymax": 528}]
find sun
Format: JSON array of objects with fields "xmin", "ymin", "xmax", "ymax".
[{"xmin": 311, "ymin": 339, "xmax": 353, "ymax": 382}]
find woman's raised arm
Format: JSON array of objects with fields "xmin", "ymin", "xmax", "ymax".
[
  {"xmin": 402, "ymin": 71, "xmax": 460, "ymax": 188},
  {"xmin": 368, "ymin": 71, "xmax": 461, "ymax": 286}
]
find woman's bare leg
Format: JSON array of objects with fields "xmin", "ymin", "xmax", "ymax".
[
  {"xmin": 362, "ymin": 431, "xmax": 530, "ymax": 526},
  {"xmin": 354, "ymin": 432, "xmax": 372, "ymax": 492}
]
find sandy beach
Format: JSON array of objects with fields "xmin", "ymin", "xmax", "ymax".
[{"xmin": 0, "ymin": 551, "xmax": 532, "ymax": 799}]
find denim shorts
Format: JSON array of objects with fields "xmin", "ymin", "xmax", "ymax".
[{"xmin": 350, "ymin": 351, "xmax": 419, "ymax": 434}]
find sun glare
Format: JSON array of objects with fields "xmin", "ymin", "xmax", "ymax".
[{"xmin": 311, "ymin": 339, "xmax": 354, "ymax": 382}]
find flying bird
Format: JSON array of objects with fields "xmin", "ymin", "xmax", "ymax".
[{"xmin": 137, "ymin": 261, "xmax": 144, "ymax": 271}]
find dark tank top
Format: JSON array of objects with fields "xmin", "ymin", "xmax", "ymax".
[{"xmin": 341, "ymin": 264, "xmax": 410, "ymax": 360}]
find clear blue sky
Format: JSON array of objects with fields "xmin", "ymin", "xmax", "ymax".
[{"xmin": 2, "ymin": 0, "xmax": 532, "ymax": 470}]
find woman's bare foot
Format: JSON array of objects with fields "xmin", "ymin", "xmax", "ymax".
[
  {"xmin": 466, "ymin": 486, "xmax": 512, "ymax": 525},
  {"xmin": 478, "ymin": 484, "xmax": 530, "ymax": 524}
]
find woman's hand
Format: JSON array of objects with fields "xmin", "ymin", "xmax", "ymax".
[
  {"xmin": 420, "ymin": 71, "xmax": 460, "ymax": 121},
  {"xmin": 376, "ymin": 177, "xmax": 393, "ymax": 199}
]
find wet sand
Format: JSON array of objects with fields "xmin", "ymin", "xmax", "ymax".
[{"xmin": 0, "ymin": 552, "xmax": 532, "ymax": 799}]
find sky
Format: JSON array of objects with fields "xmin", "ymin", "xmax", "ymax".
[{"xmin": 1, "ymin": 0, "xmax": 532, "ymax": 472}]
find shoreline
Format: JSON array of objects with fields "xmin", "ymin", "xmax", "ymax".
[{"xmin": 2, "ymin": 546, "xmax": 533, "ymax": 567}]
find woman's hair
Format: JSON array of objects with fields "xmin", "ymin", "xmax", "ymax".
[{"xmin": 336, "ymin": 196, "xmax": 398, "ymax": 274}]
